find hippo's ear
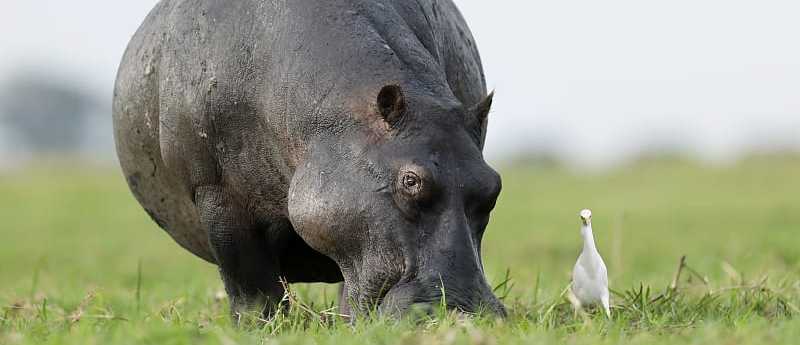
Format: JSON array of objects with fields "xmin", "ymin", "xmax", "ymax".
[
  {"xmin": 377, "ymin": 84, "xmax": 406, "ymax": 126},
  {"xmin": 471, "ymin": 91, "xmax": 494, "ymax": 123},
  {"xmin": 467, "ymin": 91, "xmax": 494, "ymax": 148}
]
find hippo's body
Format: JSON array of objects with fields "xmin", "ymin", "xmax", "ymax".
[{"xmin": 114, "ymin": 0, "xmax": 502, "ymax": 318}]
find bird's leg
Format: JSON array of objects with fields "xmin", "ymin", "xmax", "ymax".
[
  {"xmin": 566, "ymin": 288, "xmax": 583, "ymax": 319},
  {"xmin": 601, "ymin": 296, "xmax": 611, "ymax": 319}
]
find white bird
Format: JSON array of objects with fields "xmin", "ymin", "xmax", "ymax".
[{"xmin": 570, "ymin": 209, "xmax": 611, "ymax": 317}]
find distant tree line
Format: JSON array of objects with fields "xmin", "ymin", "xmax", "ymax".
[{"xmin": 0, "ymin": 72, "xmax": 98, "ymax": 154}]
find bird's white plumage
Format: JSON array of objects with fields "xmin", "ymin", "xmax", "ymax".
[{"xmin": 571, "ymin": 209, "xmax": 611, "ymax": 317}]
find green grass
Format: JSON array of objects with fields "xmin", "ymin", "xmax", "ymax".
[{"xmin": 1, "ymin": 156, "xmax": 799, "ymax": 344}]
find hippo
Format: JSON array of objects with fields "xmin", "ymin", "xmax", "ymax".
[{"xmin": 113, "ymin": 0, "xmax": 503, "ymax": 319}]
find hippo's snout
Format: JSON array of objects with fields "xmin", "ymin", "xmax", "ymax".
[{"xmin": 378, "ymin": 278, "xmax": 507, "ymax": 318}]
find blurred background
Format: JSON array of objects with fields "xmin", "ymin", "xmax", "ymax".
[
  {"xmin": 0, "ymin": 0, "xmax": 798, "ymax": 329},
  {"xmin": 1, "ymin": 0, "xmax": 798, "ymax": 169}
]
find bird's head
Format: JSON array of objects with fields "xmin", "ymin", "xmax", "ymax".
[{"xmin": 579, "ymin": 209, "xmax": 592, "ymax": 226}]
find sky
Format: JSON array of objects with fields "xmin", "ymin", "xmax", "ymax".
[{"xmin": 1, "ymin": 0, "xmax": 798, "ymax": 168}]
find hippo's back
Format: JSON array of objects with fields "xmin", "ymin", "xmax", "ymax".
[{"xmin": 113, "ymin": 0, "xmax": 487, "ymax": 263}]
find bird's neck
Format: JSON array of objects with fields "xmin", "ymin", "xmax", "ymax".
[{"xmin": 581, "ymin": 223, "xmax": 598, "ymax": 253}]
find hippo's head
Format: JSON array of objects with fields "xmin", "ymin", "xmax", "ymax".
[{"xmin": 289, "ymin": 84, "xmax": 504, "ymax": 317}]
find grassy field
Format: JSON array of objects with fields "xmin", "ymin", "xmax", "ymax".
[{"xmin": 1, "ymin": 156, "xmax": 799, "ymax": 344}]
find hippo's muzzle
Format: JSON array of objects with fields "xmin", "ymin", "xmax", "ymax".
[{"xmin": 378, "ymin": 277, "xmax": 506, "ymax": 317}]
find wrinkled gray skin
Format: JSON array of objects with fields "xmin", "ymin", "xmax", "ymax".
[{"xmin": 113, "ymin": 0, "xmax": 503, "ymax": 320}]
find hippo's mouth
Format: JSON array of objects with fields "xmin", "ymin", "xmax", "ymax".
[{"xmin": 372, "ymin": 280, "xmax": 507, "ymax": 317}]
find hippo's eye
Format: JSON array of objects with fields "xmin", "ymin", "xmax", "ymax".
[
  {"xmin": 403, "ymin": 174, "xmax": 420, "ymax": 188},
  {"xmin": 399, "ymin": 172, "xmax": 424, "ymax": 198},
  {"xmin": 394, "ymin": 167, "xmax": 433, "ymax": 212}
]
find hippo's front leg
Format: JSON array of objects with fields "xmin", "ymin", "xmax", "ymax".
[
  {"xmin": 195, "ymin": 185, "xmax": 285, "ymax": 322},
  {"xmin": 339, "ymin": 282, "xmax": 353, "ymax": 317}
]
